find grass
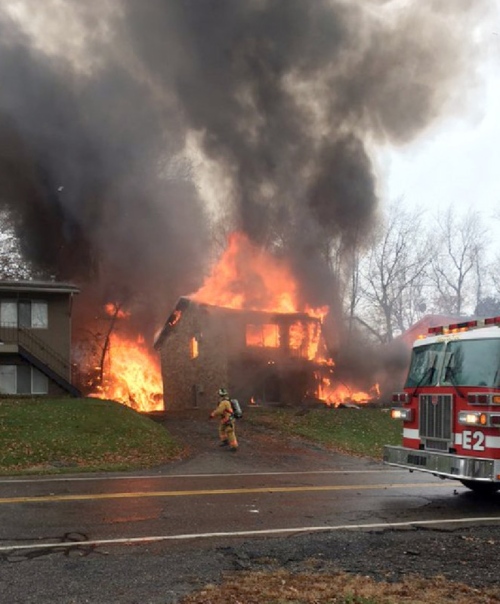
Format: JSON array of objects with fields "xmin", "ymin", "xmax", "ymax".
[
  {"xmin": 245, "ymin": 406, "xmax": 402, "ymax": 459},
  {"xmin": 0, "ymin": 400, "xmax": 400, "ymax": 475},
  {"xmin": 0, "ymin": 397, "xmax": 182, "ymax": 474},
  {"xmin": 179, "ymin": 570, "xmax": 500, "ymax": 604}
]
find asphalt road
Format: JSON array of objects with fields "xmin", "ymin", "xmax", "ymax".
[{"xmin": 0, "ymin": 409, "xmax": 499, "ymax": 603}]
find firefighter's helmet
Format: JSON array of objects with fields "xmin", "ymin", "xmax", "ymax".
[{"xmin": 218, "ymin": 388, "xmax": 229, "ymax": 398}]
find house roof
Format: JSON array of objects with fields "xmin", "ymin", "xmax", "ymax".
[
  {"xmin": 154, "ymin": 296, "xmax": 191, "ymax": 348},
  {"xmin": 396, "ymin": 314, "xmax": 471, "ymax": 346},
  {"xmin": 153, "ymin": 296, "xmax": 320, "ymax": 349},
  {"xmin": 0, "ymin": 280, "xmax": 80, "ymax": 295}
]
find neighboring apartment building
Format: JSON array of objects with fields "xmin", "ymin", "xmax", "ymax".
[{"xmin": 0, "ymin": 280, "xmax": 80, "ymax": 397}]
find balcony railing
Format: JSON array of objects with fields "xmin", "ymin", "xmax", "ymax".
[{"xmin": 0, "ymin": 323, "xmax": 70, "ymax": 380}]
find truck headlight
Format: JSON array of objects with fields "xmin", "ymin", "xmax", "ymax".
[
  {"xmin": 390, "ymin": 407, "xmax": 413, "ymax": 422},
  {"xmin": 458, "ymin": 411, "xmax": 488, "ymax": 426}
]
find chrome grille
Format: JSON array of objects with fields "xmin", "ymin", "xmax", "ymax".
[{"xmin": 419, "ymin": 394, "xmax": 452, "ymax": 448}]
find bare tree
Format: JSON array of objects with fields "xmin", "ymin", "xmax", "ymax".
[
  {"xmin": 343, "ymin": 246, "xmax": 361, "ymax": 333},
  {"xmin": 479, "ymin": 209, "xmax": 500, "ymax": 310},
  {"xmin": 337, "ymin": 224, "xmax": 368, "ymax": 337},
  {"xmin": 0, "ymin": 210, "xmax": 32, "ymax": 279},
  {"xmin": 429, "ymin": 208, "xmax": 487, "ymax": 315},
  {"xmin": 357, "ymin": 202, "xmax": 432, "ymax": 343}
]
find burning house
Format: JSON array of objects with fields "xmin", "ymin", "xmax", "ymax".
[
  {"xmin": 154, "ymin": 296, "xmax": 329, "ymax": 410},
  {"xmin": 153, "ymin": 233, "xmax": 378, "ymax": 411}
]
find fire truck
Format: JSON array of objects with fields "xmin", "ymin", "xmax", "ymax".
[{"xmin": 384, "ymin": 317, "xmax": 500, "ymax": 495}]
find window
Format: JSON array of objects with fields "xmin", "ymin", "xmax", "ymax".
[
  {"xmin": 0, "ymin": 301, "xmax": 17, "ymax": 327},
  {"xmin": 246, "ymin": 324, "xmax": 280, "ymax": 348},
  {"xmin": 442, "ymin": 339, "xmax": 500, "ymax": 387},
  {"xmin": 0, "ymin": 300, "xmax": 48, "ymax": 329},
  {"xmin": 0, "ymin": 365, "xmax": 16, "ymax": 394},
  {"xmin": 0, "ymin": 365, "xmax": 48, "ymax": 394},
  {"xmin": 190, "ymin": 337, "xmax": 199, "ymax": 359},
  {"xmin": 31, "ymin": 302, "xmax": 48, "ymax": 328},
  {"xmin": 405, "ymin": 338, "xmax": 500, "ymax": 389},
  {"xmin": 289, "ymin": 321, "xmax": 315, "ymax": 358},
  {"xmin": 405, "ymin": 343, "xmax": 443, "ymax": 388}
]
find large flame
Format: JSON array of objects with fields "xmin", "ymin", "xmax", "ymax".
[
  {"xmin": 90, "ymin": 332, "xmax": 163, "ymax": 412},
  {"xmin": 192, "ymin": 231, "xmax": 377, "ymax": 407},
  {"xmin": 192, "ymin": 232, "xmax": 328, "ymax": 318},
  {"xmin": 317, "ymin": 376, "xmax": 381, "ymax": 407},
  {"xmin": 87, "ymin": 232, "xmax": 377, "ymax": 411}
]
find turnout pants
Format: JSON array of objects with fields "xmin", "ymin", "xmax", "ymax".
[{"xmin": 219, "ymin": 420, "xmax": 238, "ymax": 448}]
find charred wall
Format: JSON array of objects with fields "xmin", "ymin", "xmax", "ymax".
[
  {"xmin": 158, "ymin": 301, "xmax": 324, "ymax": 409},
  {"xmin": 158, "ymin": 304, "xmax": 228, "ymax": 410}
]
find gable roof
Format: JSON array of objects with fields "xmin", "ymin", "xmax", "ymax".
[{"xmin": 154, "ymin": 296, "xmax": 191, "ymax": 348}]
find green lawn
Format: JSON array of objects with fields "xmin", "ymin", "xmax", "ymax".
[
  {"xmin": 0, "ymin": 397, "xmax": 182, "ymax": 474},
  {"xmin": 245, "ymin": 406, "xmax": 402, "ymax": 459},
  {"xmin": 0, "ymin": 399, "xmax": 401, "ymax": 476}
]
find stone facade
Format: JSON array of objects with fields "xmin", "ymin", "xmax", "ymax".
[{"xmin": 154, "ymin": 298, "xmax": 325, "ymax": 411}]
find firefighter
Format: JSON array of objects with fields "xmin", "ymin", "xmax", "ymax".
[{"xmin": 209, "ymin": 387, "xmax": 238, "ymax": 452}]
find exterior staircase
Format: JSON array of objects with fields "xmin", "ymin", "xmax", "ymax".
[{"xmin": 0, "ymin": 325, "xmax": 80, "ymax": 397}]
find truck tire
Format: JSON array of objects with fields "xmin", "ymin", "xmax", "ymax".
[{"xmin": 459, "ymin": 480, "xmax": 500, "ymax": 495}]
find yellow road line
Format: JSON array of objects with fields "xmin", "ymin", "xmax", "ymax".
[{"xmin": 0, "ymin": 482, "xmax": 449, "ymax": 504}]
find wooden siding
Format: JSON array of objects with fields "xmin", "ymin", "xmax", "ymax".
[{"xmin": 0, "ymin": 292, "xmax": 73, "ymax": 370}]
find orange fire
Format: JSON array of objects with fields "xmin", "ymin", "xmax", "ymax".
[
  {"xmin": 192, "ymin": 231, "xmax": 378, "ymax": 406},
  {"xmin": 90, "ymin": 332, "xmax": 163, "ymax": 412},
  {"xmin": 246, "ymin": 323, "xmax": 280, "ymax": 348},
  {"xmin": 317, "ymin": 376, "xmax": 380, "ymax": 407},
  {"xmin": 104, "ymin": 303, "xmax": 131, "ymax": 319},
  {"xmin": 193, "ymin": 232, "xmax": 328, "ymax": 318},
  {"xmin": 90, "ymin": 231, "xmax": 377, "ymax": 411}
]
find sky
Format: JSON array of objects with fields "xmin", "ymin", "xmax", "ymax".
[{"xmin": 377, "ymin": 7, "xmax": 500, "ymax": 225}]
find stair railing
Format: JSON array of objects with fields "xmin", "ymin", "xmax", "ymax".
[{"xmin": 0, "ymin": 323, "xmax": 70, "ymax": 379}]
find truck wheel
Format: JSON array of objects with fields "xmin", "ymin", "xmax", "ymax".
[{"xmin": 459, "ymin": 480, "xmax": 500, "ymax": 495}]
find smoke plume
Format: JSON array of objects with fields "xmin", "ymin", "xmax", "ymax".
[{"xmin": 0, "ymin": 0, "xmax": 485, "ymax": 332}]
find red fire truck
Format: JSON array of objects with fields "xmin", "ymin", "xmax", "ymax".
[{"xmin": 384, "ymin": 317, "xmax": 500, "ymax": 494}]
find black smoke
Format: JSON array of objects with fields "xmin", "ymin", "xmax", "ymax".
[{"xmin": 0, "ymin": 0, "xmax": 483, "ymax": 332}]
